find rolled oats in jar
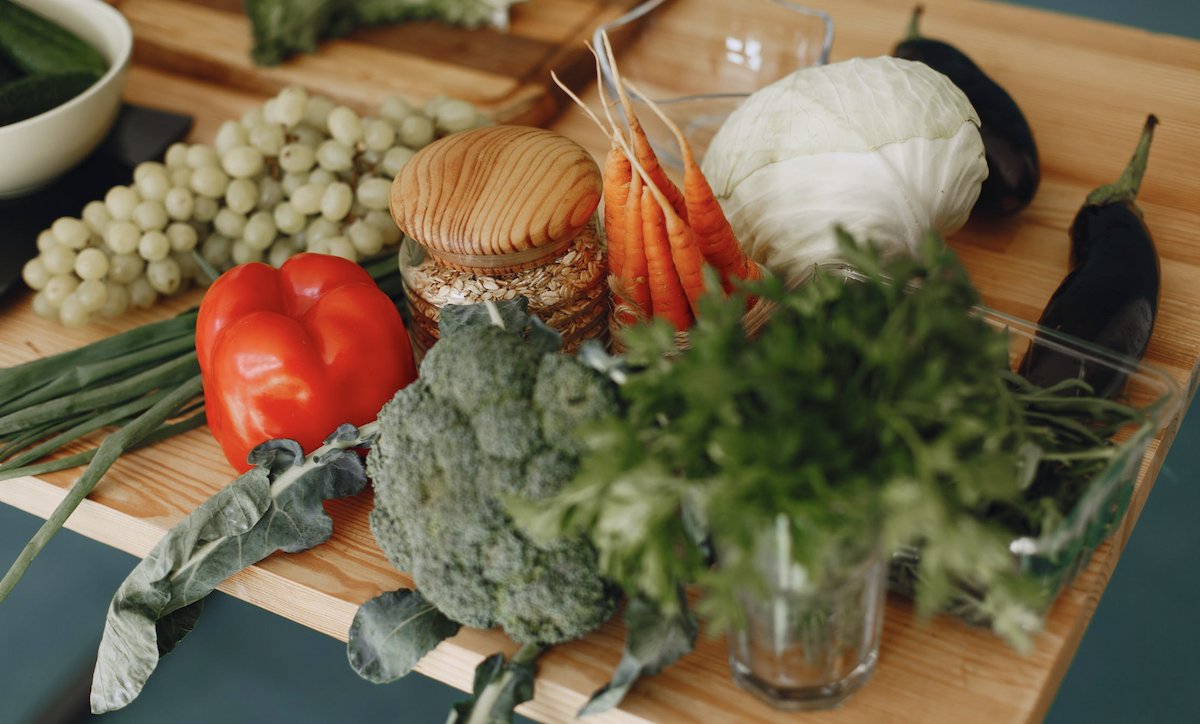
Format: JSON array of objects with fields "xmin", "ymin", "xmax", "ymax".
[{"xmin": 390, "ymin": 125, "xmax": 610, "ymax": 356}]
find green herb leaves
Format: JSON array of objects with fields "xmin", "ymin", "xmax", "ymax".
[{"xmin": 515, "ymin": 230, "xmax": 1136, "ymax": 653}]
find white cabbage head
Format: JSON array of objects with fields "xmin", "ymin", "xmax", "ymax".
[{"xmin": 701, "ymin": 55, "xmax": 988, "ymax": 285}]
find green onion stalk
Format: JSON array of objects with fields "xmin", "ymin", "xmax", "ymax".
[{"xmin": 0, "ymin": 252, "xmax": 405, "ymax": 604}]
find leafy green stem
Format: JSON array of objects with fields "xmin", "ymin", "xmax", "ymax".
[
  {"xmin": 0, "ymin": 373, "xmax": 204, "ymax": 604},
  {"xmin": 0, "ymin": 412, "xmax": 207, "ymax": 483},
  {"xmin": 0, "ymin": 352, "xmax": 200, "ymax": 437}
]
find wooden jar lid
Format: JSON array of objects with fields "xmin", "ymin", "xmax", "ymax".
[{"xmin": 390, "ymin": 125, "xmax": 602, "ymax": 274}]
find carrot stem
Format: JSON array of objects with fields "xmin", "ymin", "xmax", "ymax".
[
  {"xmin": 601, "ymin": 30, "xmax": 688, "ymax": 223},
  {"xmin": 627, "ymin": 78, "xmax": 762, "ymax": 292}
]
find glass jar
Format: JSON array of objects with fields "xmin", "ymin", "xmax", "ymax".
[
  {"xmin": 398, "ymin": 222, "xmax": 610, "ymax": 357},
  {"xmin": 727, "ymin": 528, "xmax": 887, "ymax": 711}
]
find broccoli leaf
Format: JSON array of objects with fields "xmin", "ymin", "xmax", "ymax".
[
  {"xmin": 526, "ymin": 314, "xmax": 563, "ymax": 357},
  {"xmin": 448, "ymin": 643, "xmax": 544, "ymax": 724},
  {"xmin": 347, "ymin": 588, "xmax": 461, "ymax": 683},
  {"xmin": 90, "ymin": 422, "xmax": 376, "ymax": 714},
  {"xmin": 439, "ymin": 297, "xmax": 530, "ymax": 337},
  {"xmin": 579, "ymin": 593, "xmax": 698, "ymax": 716}
]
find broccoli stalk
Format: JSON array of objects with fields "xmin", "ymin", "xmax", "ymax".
[{"xmin": 348, "ymin": 298, "xmax": 620, "ymax": 720}]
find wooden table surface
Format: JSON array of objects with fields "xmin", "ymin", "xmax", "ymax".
[{"xmin": 3, "ymin": 0, "xmax": 1200, "ymax": 723}]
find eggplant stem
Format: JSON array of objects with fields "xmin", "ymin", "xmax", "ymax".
[
  {"xmin": 1086, "ymin": 114, "xmax": 1159, "ymax": 207},
  {"xmin": 905, "ymin": 5, "xmax": 925, "ymax": 41}
]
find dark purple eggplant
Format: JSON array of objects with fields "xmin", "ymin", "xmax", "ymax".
[
  {"xmin": 893, "ymin": 6, "xmax": 1039, "ymax": 215},
  {"xmin": 1018, "ymin": 115, "xmax": 1160, "ymax": 399}
]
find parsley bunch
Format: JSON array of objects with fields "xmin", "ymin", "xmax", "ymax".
[{"xmin": 513, "ymin": 230, "xmax": 1142, "ymax": 651}]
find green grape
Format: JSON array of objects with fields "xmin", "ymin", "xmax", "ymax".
[
  {"xmin": 132, "ymin": 200, "xmax": 169, "ymax": 232},
  {"xmin": 22, "ymin": 257, "xmax": 49, "ymax": 291},
  {"xmin": 108, "ymin": 253, "xmax": 144, "ymax": 284},
  {"xmin": 128, "ymin": 276, "xmax": 158, "ymax": 308},
  {"xmin": 225, "ymin": 178, "xmax": 258, "ymax": 215},
  {"xmin": 58, "ymin": 293, "xmax": 90, "ymax": 327},
  {"xmin": 146, "ymin": 258, "xmax": 183, "ymax": 295},
  {"xmin": 166, "ymin": 222, "xmax": 199, "ymax": 253},
  {"xmin": 98, "ymin": 282, "xmax": 130, "ymax": 318},
  {"xmin": 76, "ymin": 279, "xmax": 109, "ymax": 312},
  {"xmin": 74, "ymin": 247, "xmax": 110, "ymax": 281},
  {"xmin": 231, "ymin": 240, "xmax": 263, "ymax": 266},
  {"xmin": 243, "ymin": 210, "xmax": 277, "ymax": 251},
  {"xmin": 41, "ymin": 245, "xmax": 77, "ymax": 275},
  {"xmin": 105, "ymin": 186, "xmax": 140, "ymax": 222},
  {"xmin": 222, "ymin": 146, "xmax": 265, "ymax": 179},
  {"xmin": 186, "ymin": 144, "xmax": 220, "ymax": 169},
  {"xmin": 214, "ymin": 208, "xmax": 247, "ymax": 238},
  {"xmin": 138, "ymin": 230, "xmax": 171, "ymax": 262},
  {"xmin": 103, "ymin": 221, "xmax": 141, "ymax": 255},
  {"xmin": 191, "ymin": 166, "xmax": 230, "ymax": 199},
  {"xmin": 320, "ymin": 182, "xmax": 353, "ymax": 222},
  {"xmin": 43, "ymin": 274, "xmax": 79, "ymax": 307}
]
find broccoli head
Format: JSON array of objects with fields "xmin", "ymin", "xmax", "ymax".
[{"xmin": 367, "ymin": 303, "xmax": 620, "ymax": 645}]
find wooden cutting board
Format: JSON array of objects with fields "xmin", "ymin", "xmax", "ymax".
[
  {"xmin": 5, "ymin": 1, "xmax": 1200, "ymax": 724},
  {"xmin": 112, "ymin": 0, "xmax": 645, "ymax": 125}
]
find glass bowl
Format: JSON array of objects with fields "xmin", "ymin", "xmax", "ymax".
[{"xmin": 594, "ymin": 0, "xmax": 834, "ymax": 169}]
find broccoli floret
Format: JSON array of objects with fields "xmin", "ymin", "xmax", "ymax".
[
  {"xmin": 366, "ymin": 304, "xmax": 621, "ymax": 645},
  {"xmin": 534, "ymin": 353, "xmax": 621, "ymax": 456}
]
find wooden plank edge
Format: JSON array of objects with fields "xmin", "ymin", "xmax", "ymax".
[
  {"xmin": 0, "ymin": 474, "xmax": 653, "ymax": 724},
  {"xmin": 1024, "ymin": 415, "xmax": 1182, "ymax": 722}
]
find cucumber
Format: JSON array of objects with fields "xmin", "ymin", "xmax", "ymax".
[
  {"xmin": 0, "ymin": 70, "xmax": 99, "ymax": 127},
  {"xmin": 0, "ymin": 0, "xmax": 108, "ymax": 77},
  {"xmin": 0, "ymin": 54, "xmax": 20, "ymax": 84}
]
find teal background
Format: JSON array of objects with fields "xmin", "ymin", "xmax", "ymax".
[{"xmin": 1, "ymin": 1, "xmax": 1198, "ymax": 722}]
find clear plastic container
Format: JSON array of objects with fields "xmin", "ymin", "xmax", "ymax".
[{"xmin": 887, "ymin": 306, "xmax": 1183, "ymax": 633}]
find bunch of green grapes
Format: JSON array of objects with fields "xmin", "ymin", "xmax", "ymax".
[{"xmin": 20, "ymin": 86, "xmax": 490, "ymax": 326}]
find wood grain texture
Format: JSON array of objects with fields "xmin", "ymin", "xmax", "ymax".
[
  {"xmin": 392, "ymin": 126, "xmax": 602, "ymax": 265},
  {"xmin": 3, "ymin": 0, "xmax": 1200, "ymax": 723},
  {"xmin": 112, "ymin": 0, "xmax": 645, "ymax": 126}
]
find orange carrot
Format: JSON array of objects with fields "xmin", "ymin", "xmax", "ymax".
[
  {"xmin": 614, "ymin": 121, "xmax": 706, "ymax": 325},
  {"xmin": 550, "ymin": 68, "xmax": 635, "ymax": 301},
  {"xmin": 621, "ymin": 170, "xmax": 653, "ymax": 323},
  {"xmin": 643, "ymin": 185, "xmax": 706, "ymax": 319},
  {"xmin": 640, "ymin": 185, "xmax": 693, "ymax": 331},
  {"xmin": 630, "ymin": 79, "xmax": 762, "ymax": 293},
  {"xmin": 603, "ymin": 143, "xmax": 631, "ymax": 280},
  {"xmin": 601, "ymin": 31, "xmax": 688, "ymax": 223}
]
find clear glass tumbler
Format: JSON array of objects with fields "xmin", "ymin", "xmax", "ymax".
[
  {"xmin": 727, "ymin": 533, "xmax": 886, "ymax": 711},
  {"xmin": 594, "ymin": 0, "xmax": 834, "ymax": 168}
]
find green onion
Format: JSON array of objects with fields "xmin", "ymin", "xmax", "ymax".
[{"xmin": 0, "ymin": 374, "xmax": 204, "ymax": 603}]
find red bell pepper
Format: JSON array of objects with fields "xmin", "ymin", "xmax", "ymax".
[{"xmin": 196, "ymin": 253, "xmax": 417, "ymax": 472}]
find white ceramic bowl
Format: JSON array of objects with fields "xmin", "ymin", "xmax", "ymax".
[{"xmin": 0, "ymin": 0, "xmax": 133, "ymax": 198}]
